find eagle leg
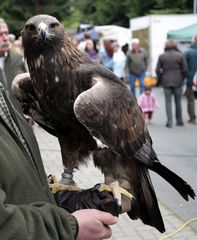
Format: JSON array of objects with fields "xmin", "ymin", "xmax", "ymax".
[
  {"xmin": 98, "ymin": 182, "xmax": 133, "ymax": 207},
  {"xmin": 60, "ymin": 168, "xmax": 77, "ymax": 186}
]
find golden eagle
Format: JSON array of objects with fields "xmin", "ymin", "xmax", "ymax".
[{"xmin": 12, "ymin": 15, "xmax": 195, "ymax": 233}]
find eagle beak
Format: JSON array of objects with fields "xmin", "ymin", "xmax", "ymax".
[{"xmin": 38, "ymin": 22, "xmax": 48, "ymax": 43}]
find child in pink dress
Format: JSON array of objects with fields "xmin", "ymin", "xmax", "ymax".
[{"xmin": 138, "ymin": 85, "xmax": 159, "ymax": 122}]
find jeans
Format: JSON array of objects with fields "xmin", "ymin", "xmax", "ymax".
[
  {"xmin": 129, "ymin": 71, "xmax": 145, "ymax": 96},
  {"xmin": 163, "ymin": 87, "xmax": 183, "ymax": 126}
]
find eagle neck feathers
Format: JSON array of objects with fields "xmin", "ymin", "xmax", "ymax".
[
  {"xmin": 61, "ymin": 36, "xmax": 84, "ymax": 68},
  {"xmin": 25, "ymin": 35, "xmax": 84, "ymax": 69}
]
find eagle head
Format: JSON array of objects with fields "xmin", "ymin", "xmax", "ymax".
[{"xmin": 21, "ymin": 14, "xmax": 65, "ymax": 53}]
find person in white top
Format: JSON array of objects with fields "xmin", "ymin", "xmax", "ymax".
[{"xmin": 112, "ymin": 42, "xmax": 126, "ymax": 80}]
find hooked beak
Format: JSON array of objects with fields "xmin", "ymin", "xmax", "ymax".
[
  {"xmin": 38, "ymin": 22, "xmax": 48, "ymax": 43},
  {"xmin": 40, "ymin": 30, "xmax": 47, "ymax": 43}
]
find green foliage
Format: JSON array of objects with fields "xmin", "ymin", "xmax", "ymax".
[
  {"xmin": 151, "ymin": 0, "xmax": 193, "ymax": 14},
  {"xmin": 0, "ymin": 0, "xmax": 193, "ymax": 35},
  {"xmin": 72, "ymin": 0, "xmax": 192, "ymax": 27},
  {"xmin": 63, "ymin": 9, "xmax": 82, "ymax": 29},
  {"xmin": 0, "ymin": 0, "xmax": 71, "ymax": 36},
  {"xmin": 92, "ymin": 0, "xmax": 128, "ymax": 26}
]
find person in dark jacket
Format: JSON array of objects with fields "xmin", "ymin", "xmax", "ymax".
[
  {"xmin": 184, "ymin": 35, "xmax": 197, "ymax": 124},
  {"xmin": 0, "ymin": 82, "xmax": 117, "ymax": 240},
  {"xmin": 156, "ymin": 40, "xmax": 187, "ymax": 128}
]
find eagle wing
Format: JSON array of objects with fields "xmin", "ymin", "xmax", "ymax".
[
  {"xmin": 74, "ymin": 75, "xmax": 155, "ymax": 166},
  {"xmin": 12, "ymin": 73, "xmax": 56, "ymax": 136}
]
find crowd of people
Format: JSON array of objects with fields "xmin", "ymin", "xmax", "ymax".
[
  {"xmin": 71, "ymin": 33, "xmax": 148, "ymax": 97},
  {"xmin": 0, "ymin": 16, "xmax": 197, "ymax": 240},
  {"xmin": 156, "ymin": 38, "xmax": 197, "ymax": 127},
  {"xmin": 71, "ymin": 32, "xmax": 196, "ymax": 127}
]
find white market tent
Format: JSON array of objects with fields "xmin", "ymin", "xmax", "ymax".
[
  {"xmin": 130, "ymin": 14, "xmax": 197, "ymax": 77},
  {"xmin": 95, "ymin": 25, "xmax": 131, "ymax": 46}
]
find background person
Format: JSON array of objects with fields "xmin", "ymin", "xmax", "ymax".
[
  {"xmin": 85, "ymin": 38, "xmax": 101, "ymax": 62},
  {"xmin": 77, "ymin": 32, "xmax": 92, "ymax": 53},
  {"xmin": 156, "ymin": 40, "xmax": 187, "ymax": 128},
  {"xmin": 99, "ymin": 39, "xmax": 114, "ymax": 71},
  {"xmin": 112, "ymin": 41, "xmax": 126, "ymax": 81},
  {"xmin": 138, "ymin": 85, "xmax": 159, "ymax": 123},
  {"xmin": 125, "ymin": 38, "xmax": 148, "ymax": 96},
  {"xmin": 184, "ymin": 35, "xmax": 197, "ymax": 124},
  {"xmin": 0, "ymin": 18, "xmax": 27, "ymax": 111}
]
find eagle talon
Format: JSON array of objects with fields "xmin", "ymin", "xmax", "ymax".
[
  {"xmin": 97, "ymin": 183, "xmax": 134, "ymax": 204},
  {"xmin": 92, "ymin": 183, "xmax": 102, "ymax": 191}
]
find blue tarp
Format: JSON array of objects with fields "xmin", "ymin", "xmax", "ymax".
[{"xmin": 75, "ymin": 29, "xmax": 100, "ymax": 42}]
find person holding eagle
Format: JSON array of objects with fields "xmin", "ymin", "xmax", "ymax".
[
  {"xmin": 0, "ymin": 18, "xmax": 118, "ymax": 240},
  {"xmin": 0, "ymin": 14, "xmax": 195, "ymax": 240},
  {"xmin": 0, "ymin": 75, "xmax": 118, "ymax": 239}
]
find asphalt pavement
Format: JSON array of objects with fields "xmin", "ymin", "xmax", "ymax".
[{"xmin": 33, "ymin": 86, "xmax": 197, "ymax": 240}]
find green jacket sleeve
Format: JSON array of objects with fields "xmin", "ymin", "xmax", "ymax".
[
  {"xmin": 0, "ymin": 114, "xmax": 79, "ymax": 240},
  {"xmin": 0, "ymin": 188, "xmax": 78, "ymax": 240}
]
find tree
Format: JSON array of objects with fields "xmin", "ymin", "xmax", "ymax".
[
  {"xmin": 0, "ymin": 0, "xmax": 193, "ymax": 35},
  {"xmin": 0, "ymin": 0, "xmax": 72, "ymax": 36},
  {"xmin": 73, "ymin": 0, "xmax": 137, "ymax": 27},
  {"xmin": 150, "ymin": 0, "xmax": 193, "ymax": 14},
  {"xmin": 72, "ymin": 0, "xmax": 192, "ymax": 28}
]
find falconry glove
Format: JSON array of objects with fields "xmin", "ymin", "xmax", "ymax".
[{"xmin": 54, "ymin": 184, "xmax": 120, "ymax": 217}]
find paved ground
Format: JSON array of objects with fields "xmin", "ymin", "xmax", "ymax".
[
  {"xmin": 33, "ymin": 87, "xmax": 197, "ymax": 240},
  {"xmin": 146, "ymin": 87, "xmax": 197, "ymax": 234}
]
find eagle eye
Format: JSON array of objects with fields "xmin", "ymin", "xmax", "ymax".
[
  {"xmin": 50, "ymin": 23, "xmax": 59, "ymax": 28},
  {"xmin": 25, "ymin": 24, "xmax": 36, "ymax": 32}
]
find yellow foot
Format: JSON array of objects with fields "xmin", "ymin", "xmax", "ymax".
[
  {"xmin": 50, "ymin": 183, "xmax": 82, "ymax": 194},
  {"xmin": 98, "ymin": 182, "xmax": 133, "ymax": 201},
  {"xmin": 48, "ymin": 175, "xmax": 81, "ymax": 194}
]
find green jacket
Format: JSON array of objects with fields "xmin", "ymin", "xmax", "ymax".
[
  {"xmin": 0, "ymin": 49, "xmax": 26, "ymax": 111},
  {"xmin": 0, "ymin": 97, "xmax": 78, "ymax": 239}
]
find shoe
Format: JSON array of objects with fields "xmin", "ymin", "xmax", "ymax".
[
  {"xmin": 176, "ymin": 122, "xmax": 184, "ymax": 126},
  {"xmin": 188, "ymin": 119, "xmax": 196, "ymax": 124},
  {"xmin": 166, "ymin": 123, "xmax": 172, "ymax": 128}
]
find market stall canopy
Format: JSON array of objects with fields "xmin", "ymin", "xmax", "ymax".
[
  {"xmin": 167, "ymin": 24, "xmax": 197, "ymax": 41},
  {"xmin": 74, "ymin": 25, "xmax": 131, "ymax": 46},
  {"xmin": 95, "ymin": 25, "xmax": 131, "ymax": 46}
]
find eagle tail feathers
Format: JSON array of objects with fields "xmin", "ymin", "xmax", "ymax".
[
  {"xmin": 151, "ymin": 162, "xmax": 196, "ymax": 201},
  {"xmin": 127, "ymin": 168, "xmax": 165, "ymax": 233}
]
